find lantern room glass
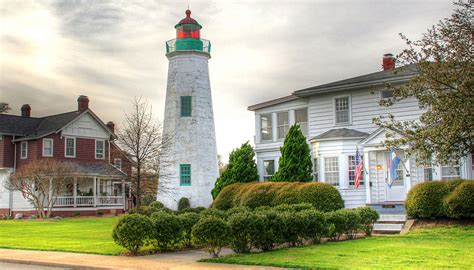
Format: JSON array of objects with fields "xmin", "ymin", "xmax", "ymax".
[{"xmin": 176, "ymin": 24, "xmax": 200, "ymax": 39}]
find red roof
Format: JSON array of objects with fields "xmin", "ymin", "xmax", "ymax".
[{"xmin": 177, "ymin": 9, "xmax": 199, "ymax": 25}]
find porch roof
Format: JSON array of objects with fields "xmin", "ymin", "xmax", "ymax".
[
  {"xmin": 75, "ymin": 163, "xmax": 126, "ymax": 178},
  {"xmin": 310, "ymin": 128, "xmax": 369, "ymax": 142}
]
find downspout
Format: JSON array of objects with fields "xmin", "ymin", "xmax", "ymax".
[{"xmin": 9, "ymin": 136, "xmax": 16, "ymax": 216}]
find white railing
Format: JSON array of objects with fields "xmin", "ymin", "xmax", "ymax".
[
  {"xmin": 98, "ymin": 196, "xmax": 123, "ymax": 206},
  {"xmin": 76, "ymin": 196, "xmax": 95, "ymax": 206},
  {"xmin": 55, "ymin": 196, "xmax": 74, "ymax": 207}
]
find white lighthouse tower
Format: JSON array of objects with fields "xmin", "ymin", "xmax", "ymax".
[{"xmin": 157, "ymin": 9, "xmax": 218, "ymax": 210}]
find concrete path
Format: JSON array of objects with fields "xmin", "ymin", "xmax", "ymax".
[
  {"xmin": 0, "ymin": 249, "xmax": 280, "ymax": 270},
  {"xmin": 0, "ymin": 262, "xmax": 69, "ymax": 270}
]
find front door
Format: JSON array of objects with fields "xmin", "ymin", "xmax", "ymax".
[{"xmin": 375, "ymin": 151, "xmax": 406, "ymax": 202}]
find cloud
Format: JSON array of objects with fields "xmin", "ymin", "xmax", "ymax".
[{"xmin": 0, "ymin": 0, "xmax": 455, "ymax": 160}]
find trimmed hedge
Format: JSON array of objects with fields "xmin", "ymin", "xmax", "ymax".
[
  {"xmin": 213, "ymin": 182, "xmax": 344, "ymax": 212},
  {"xmin": 192, "ymin": 216, "xmax": 231, "ymax": 258},
  {"xmin": 444, "ymin": 181, "xmax": 474, "ymax": 219},
  {"xmin": 150, "ymin": 211, "xmax": 181, "ymax": 249},
  {"xmin": 405, "ymin": 180, "xmax": 464, "ymax": 218},
  {"xmin": 112, "ymin": 214, "xmax": 152, "ymax": 255}
]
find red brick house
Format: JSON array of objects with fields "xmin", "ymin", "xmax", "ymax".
[{"xmin": 0, "ymin": 95, "xmax": 132, "ymax": 217}]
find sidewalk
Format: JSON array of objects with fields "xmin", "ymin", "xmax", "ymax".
[{"xmin": 0, "ymin": 248, "xmax": 280, "ymax": 270}]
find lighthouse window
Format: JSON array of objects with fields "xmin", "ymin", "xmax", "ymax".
[
  {"xmin": 180, "ymin": 96, "xmax": 192, "ymax": 117},
  {"xmin": 180, "ymin": 164, "xmax": 191, "ymax": 186}
]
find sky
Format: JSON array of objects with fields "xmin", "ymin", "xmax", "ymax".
[{"xmin": 0, "ymin": 0, "xmax": 455, "ymax": 161}]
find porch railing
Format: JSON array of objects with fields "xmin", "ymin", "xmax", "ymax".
[
  {"xmin": 54, "ymin": 196, "xmax": 123, "ymax": 207},
  {"xmin": 98, "ymin": 196, "xmax": 124, "ymax": 205}
]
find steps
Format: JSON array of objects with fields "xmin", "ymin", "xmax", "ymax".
[{"xmin": 373, "ymin": 214, "xmax": 407, "ymax": 234}]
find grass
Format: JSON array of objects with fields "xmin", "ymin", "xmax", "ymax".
[
  {"xmin": 204, "ymin": 226, "xmax": 474, "ymax": 269},
  {"xmin": 0, "ymin": 217, "xmax": 125, "ymax": 255}
]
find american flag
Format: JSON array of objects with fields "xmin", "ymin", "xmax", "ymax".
[{"xmin": 354, "ymin": 148, "xmax": 363, "ymax": 189}]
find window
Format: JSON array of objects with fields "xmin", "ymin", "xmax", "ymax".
[
  {"xmin": 65, "ymin": 137, "xmax": 76, "ymax": 158},
  {"xmin": 260, "ymin": 114, "xmax": 272, "ymax": 141},
  {"xmin": 95, "ymin": 140, "xmax": 105, "ymax": 159},
  {"xmin": 324, "ymin": 157, "xmax": 339, "ymax": 186},
  {"xmin": 335, "ymin": 97, "xmax": 350, "ymax": 125},
  {"xmin": 180, "ymin": 164, "xmax": 191, "ymax": 186},
  {"xmin": 42, "ymin": 139, "xmax": 53, "ymax": 157},
  {"xmin": 263, "ymin": 160, "xmax": 275, "ymax": 181},
  {"xmin": 348, "ymin": 156, "xmax": 364, "ymax": 186},
  {"xmin": 114, "ymin": 159, "xmax": 122, "ymax": 171},
  {"xmin": 441, "ymin": 161, "xmax": 461, "ymax": 180},
  {"xmin": 313, "ymin": 158, "xmax": 319, "ymax": 181},
  {"xmin": 20, "ymin": 141, "xmax": 28, "ymax": 159},
  {"xmin": 423, "ymin": 161, "xmax": 433, "ymax": 181},
  {"xmin": 381, "ymin": 90, "xmax": 394, "ymax": 99},
  {"xmin": 295, "ymin": 109, "xmax": 308, "ymax": 136},
  {"xmin": 180, "ymin": 96, "xmax": 192, "ymax": 117},
  {"xmin": 277, "ymin": 112, "xmax": 289, "ymax": 139}
]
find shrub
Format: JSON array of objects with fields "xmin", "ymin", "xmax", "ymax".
[
  {"xmin": 225, "ymin": 206, "xmax": 251, "ymax": 217},
  {"xmin": 356, "ymin": 207, "xmax": 379, "ymax": 236},
  {"xmin": 280, "ymin": 211, "xmax": 306, "ymax": 246},
  {"xmin": 96, "ymin": 211, "xmax": 104, "ymax": 217},
  {"xmin": 177, "ymin": 212, "xmax": 201, "ymax": 247},
  {"xmin": 142, "ymin": 195, "xmax": 155, "ymax": 206},
  {"xmin": 339, "ymin": 209, "xmax": 361, "ymax": 239},
  {"xmin": 149, "ymin": 201, "xmax": 165, "ymax": 209},
  {"xmin": 192, "ymin": 216, "xmax": 231, "ymax": 257},
  {"xmin": 227, "ymin": 212, "xmax": 263, "ymax": 253},
  {"xmin": 149, "ymin": 211, "xmax": 181, "ymax": 249},
  {"xmin": 299, "ymin": 209, "xmax": 327, "ymax": 243},
  {"xmin": 253, "ymin": 210, "xmax": 286, "ymax": 251},
  {"xmin": 178, "ymin": 197, "xmax": 191, "ymax": 212},
  {"xmin": 273, "ymin": 203, "xmax": 314, "ymax": 213},
  {"xmin": 214, "ymin": 182, "xmax": 344, "ymax": 211},
  {"xmin": 200, "ymin": 208, "xmax": 227, "ymax": 220},
  {"xmin": 112, "ymin": 214, "xmax": 152, "ymax": 255},
  {"xmin": 73, "ymin": 212, "xmax": 81, "ymax": 217},
  {"xmin": 405, "ymin": 180, "xmax": 464, "ymax": 218},
  {"xmin": 326, "ymin": 210, "xmax": 347, "ymax": 241},
  {"xmin": 444, "ymin": 181, "xmax": 474, "ymax": 219},
  {"xmin": 179, "ymin": 207, "xmax": 206, "ymax": 214}
]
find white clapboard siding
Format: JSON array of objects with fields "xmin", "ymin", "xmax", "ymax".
[{"xmin": 338, "ymin": 188, "xmax": 366, "ymax": 208}]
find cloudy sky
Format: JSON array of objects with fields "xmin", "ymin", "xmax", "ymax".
[{"xmin": 0, "ymin": 0, "xmax": 454, "ymax": 161}]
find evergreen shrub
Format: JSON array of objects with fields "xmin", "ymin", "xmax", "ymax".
[
  {"xmin": 192, "ymin": 216, "xmax": 231, "ymax": 258},
  {"xmin": 177, "ymin": 212, "xmax": 201, "ymax": 247},
  {"xmin": 253, "ymin": 210, "xmax": 286, "ymax": 251},
  {"xmin": 356, "ymin": 206, "xmax": 379, "ymax": 236},
  {"xmin": 299, "ymin": 209, "xmax": 327, "ymax": 243},
  {"xmin": 177, "ymin": 197, "xmax": 191, "ymax": 212},
  {"xmin": 112, "ymin": 214, "xmax": 152, "ymax": 255},
  {"xmin": 227, "ymin": 212, "xmax": 263, "ymax": 253},
  {"xmin": 444, "ymin": 181, "xmax": 474, "ymax": 219},
  {"xmin": 150, "ymin": 211, "xmax": 181, "ymax": 249}
]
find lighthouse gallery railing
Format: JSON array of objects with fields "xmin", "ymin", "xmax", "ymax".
[{"xmin": 166, "ymin": 38, "xmax": 211, "ymax": 54}]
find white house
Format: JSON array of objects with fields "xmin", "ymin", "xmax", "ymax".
[{"xmin": 248, "ymin": 54, "xmax": 473, "ymax": 208}]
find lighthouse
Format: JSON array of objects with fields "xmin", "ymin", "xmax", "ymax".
[{"xmin": 157, "ymin": 9, "xmax": 218, "ymax": 210}]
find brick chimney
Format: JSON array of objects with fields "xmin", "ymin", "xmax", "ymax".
[
  {"xmin": 106, "ymin": 121, "xmax": 115, "ymax": 133},
  {"xmin": 77, "ymin": 95, "xmax": 89, "ymax": 111},
  {"xmin": 21, "ymin": 104, "xmax": 31, "ymax": 117},
  {"xmin": 383, "ymin": 53, "xmax": 396, "ymax": 71}
]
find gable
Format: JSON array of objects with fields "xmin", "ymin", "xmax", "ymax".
[
  {"xmin": 61, "ymin": 112, "xmax": 110, "ymax": 139},
  {"xmin": 359, "ymin": 128, "xmax": 401, "ymax": 146}
]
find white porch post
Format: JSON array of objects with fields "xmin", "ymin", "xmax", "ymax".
[
  {"xmin": 93, "ymin": 177, "xmax": 97, "ymax": 207},
  {"xmin": 73, "ymin": 177, "xmax": 77, "ymax": 208},
  {"xmin": 49, "ymin": 177, "xmax": 53, "ymax": 203},
  {"xmin": 364, "ymin": 151, "xmax": 371, "ymax": 204},
  {"xmin": 122, "ymin": 178, "xmax": 126, "ymax": 210},
  {"xmin": 405, "ymin": 158, "xmax": 412, "ymax": 194},
  {"xmin": 271, "ymin": 112, "xmax": 277, "ymax": 142}
]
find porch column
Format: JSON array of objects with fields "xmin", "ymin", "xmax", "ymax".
[
  {"xmin": 405, "ymin": 158, "xmax": 412, "ymax": 193},
  {"xmin": 122, "ymin": 178, "xmax": 126, "ymax": 210},
  {"xmin": 49, "ymin": 177, "xmax": 53, "ymax": 202},
  {"xmin": 93, "ymin": 177, "xmax": 97, "ymax": 207},
  {"xmin": 364, "ymin": 151, "xmax": 371, "ymax": 204},
  {"xmin": 73, "ymin": 177, "xmax": 77, "ymax": 208}
]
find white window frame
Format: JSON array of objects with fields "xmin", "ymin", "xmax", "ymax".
[
  {"xmin": 64, "ymin": 137, "xmax": 76, "ymax": 158},
  {"xmin": 42, "ymin": 138, "xmax": 54, "ymax": 157},
  {"xmin": 348, "ymin": 155, "xmax": 364, "ymax": 187},
  {"xmin": 333, "ymin": 95, "xmax": 351, "ymax": 126},
  {"xmin": 441, "ymin": 162, "xmax": 461, "ymax": 180},
  {"xmin": 324, "ymin": 156, "xmax": 340, "ymax": 186},
  {"xmin": 95, "ymin": 139, "xmax": 105, "ymax": 159},
  {"xmin": 20, "ymin": 141, "xmax": 28, "ymax": 159},
  {"xmin": 114, "ymin": 158, "xmax": 122, "ymax": 171},
  {"xmin": 276, "ymin": 111, "xmax": 289, "ymax": 140},
  {"xmin": 295, "ymin": 108, "xmax": 308, "ymax": 136},
  {"xmin": 260, "ymin": 114, "xmax": 273, "ymax": 141}
]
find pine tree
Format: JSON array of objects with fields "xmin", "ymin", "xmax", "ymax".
[
  {"xmin": 271, "ymin": 124, "xmax": 312, "ymax": 182},
  {"xmin": 211, "ymin": 141, "xmax": 259, "ymax": 199}
]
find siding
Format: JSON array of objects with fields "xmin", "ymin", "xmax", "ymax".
[{"xmin": 0, "ymin": 136, "xmax": 14, "ymax": 168}]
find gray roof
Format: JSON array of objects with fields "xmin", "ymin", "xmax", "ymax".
[
  {"xmin": 294, "ymin": 64, "xmax": 418, "ymax": 97},
  {"xmin": 0, "ymin": 111, "xmax": 80, "ymax": 138},
  {"xmin": 74, "ymin": 163, "xmax": 126, "ymax": 178},
  {"xmin": 310, "ymin": 128, "xmax": 369, "ymax": 141},
  {"xmin": 248, "ymin": 95, "xmax": 299, "ymax": 111}
]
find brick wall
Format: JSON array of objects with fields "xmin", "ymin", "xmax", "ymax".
[{"xmin": 0, "ymin": 135, "xmax": 14, "ymax": 168}]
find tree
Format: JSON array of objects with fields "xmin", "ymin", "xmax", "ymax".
[
  {"xmin": 211, "ymin": 141, "xmax": 258, "ymax": 199},
  {"xmin": 5, "ymin": 160, "xmax": 77, "ymax": 219},
  {"xmin": 374, "ymin": 2, "xmax": 473, "ymax": 165},
  {"xmin": 271, "ymin": 124, "xmax": 312, "ymax": 182},
  {"xmin": 0, "ymin": 102, "xmax": 10, "ymax": 113},
  {"xmin": 117, "ymin": 97, "xmax": 173, "ymax": 208}
]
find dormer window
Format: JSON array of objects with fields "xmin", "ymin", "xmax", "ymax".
[
  {"xmin": 95, "ymin": 139, "xmax": 105, "ymax": 159},
  {"xmin": 20, "ymin": 141, "xmax": 28, "ymax": 159}
]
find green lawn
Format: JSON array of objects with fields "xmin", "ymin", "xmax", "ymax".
[
  {"xmin": 0, "ymin": 217, "xmax": 124, "ymax": 255},
  {"xmin": 204, "ymin": 226, "xmax": 474, "ymax": 269}
]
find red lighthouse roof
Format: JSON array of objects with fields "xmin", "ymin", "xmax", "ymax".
[{"xmin": 176, "ymin": 9, "xmax": 201, "ymax": 28}]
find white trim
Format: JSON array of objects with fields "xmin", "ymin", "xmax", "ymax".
[
  {"xmin": 95, "ymin": 139, "xmax": 105, "ymax": 160},
  {"xmin": 323, "ymin": 155, "xmax": 340, "ymax": 186},
  {"xmin": 20, "ymin": 141, "xmax": 28, "ymax": 159},
  {"xmin": 42, "ymin": 138, "xmax": 54, "ymax": 157},
  {"xmin": 333, "ymin": 95, "xmax": 352, "ymax": 126},
  {"xmin": 64, "ymin": 137, "xmax": 76, "ymax": 158}
]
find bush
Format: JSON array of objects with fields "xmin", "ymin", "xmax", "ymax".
[
  {"xmin": 273, "ymin": 203, "xmax": 314, "ymax": 213},
  {"xmin": 299, "ymin": 209, "xmax": 327, "ymax": 243},
  {"xmin": 149, "ymin": 201, "xmax": 165, "ymax": 209},
  {"xmin": 280, "ymin": 211, "xmax": 306, "ymax": 246},
  {"xmin": 253, "ymin": 210, "xmax": 286, "ymax": 251},
  {"xmin": 444, "ymin": 181, "xmax": 474, "ymax": 219},
  {"xmin": 340, "ymin": 209, "xmax": 361, "ymax": 239},
  {"xmin": 356, "ymin": 207, "xmax": 379, "ymax": 236},
  {"xmin": 227, "ymin": 212, "xmax": 263, "ymax": 253},
  {"xmin": 225, "ymin": 206, "xmax": 251, "ymax": 217},
  {"xmin": 142, "ymin": 195, "xmax": 155, "ymax": 206},
  {"xmin": 73, "ymin": 212, "xmax": 81, "ymax": 217},
  {"xmin": 213, "ymin": 182, "xmax": 344, "ymax": 211},
  {"xmin": 150, "ymin": 211, "xmax": 181, "ymax": 249},
  {"xmin": 112, "ymin": 214, "xmax": 152, "ymax": 255},
  {"xmin": 326, "ymin": 210, "xmax": 347, "ymax": 241},
  {"xmin": 192, "ymin": 216, "xmax": 231, "ymax": 258},
  {"xmin": 96, "ymin": 211, "xmax": 104, "ymax": 217},
  {"xmin": 405, "ymin": 180, "xmax": 464, "ymax": 218},
  {"xmin": 178, "ymin": 197, "xmax": 191, "ymax": 212},
  {"xmin": 200, "ymin": 208, "xmax": 227, "ymax": 219},
  {"xmin": 177, "ymin": 212, "xmax": 201, "ymax": 247}
]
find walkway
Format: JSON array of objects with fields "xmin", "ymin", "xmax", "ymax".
[{"xmin": 0, "ymin": 248, "xmax": 279, "ymax": 270}]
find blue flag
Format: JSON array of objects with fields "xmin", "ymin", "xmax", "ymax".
[{"xmin": 389, "ymin": 149, "xmax": 401, "ymax": 182}]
